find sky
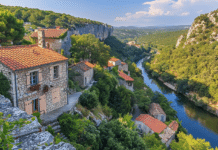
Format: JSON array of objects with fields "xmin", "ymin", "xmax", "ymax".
[{"xmin": 1, "ymin": 0, "xmax": 218, "ymax": 27}]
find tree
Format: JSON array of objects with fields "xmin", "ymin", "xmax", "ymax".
[
  {"xmin": 79, "ymin": 90, "xmax": 99, "ymax": 109},
  {"xmin": 0, "ymin": 112, "xmax": 31, "ymax": 150},
  {"xmin": 170, "ymin": 132, "xmax": 217, "ymax": 150},
  {"xmin": 98, "ymin": 119, "xmax": 147, "ymax": 150},
  {"xmin": 143, "ymin": 133, "xmax": 167, "ymax": 150},
  {"xmin": 0, "ymin": 72, "xmax": 11, "ymax": 100},
  {"xmin": 0, "ymin": 10, "xmax": 25, "ymax": 44},
  {"xmin": 70, "ymin": 34, "xmax": 110, "ymax": 66}
]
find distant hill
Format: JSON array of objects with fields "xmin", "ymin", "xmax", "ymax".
[
  {"xmin": 0, "ymin": 4, "xmax": 110, "ymax": 29},
  {"xmin": 147, "ymin": 9, "xmax": 218, "ymax": 105},
  {"xmin": 114, "ymin": 25, "xmax": 190, "ymax": 30}
]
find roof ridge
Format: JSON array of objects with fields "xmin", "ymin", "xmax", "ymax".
[{"xmin": 0, "ymin": 44, "xmax": 38, "ymax": 50}]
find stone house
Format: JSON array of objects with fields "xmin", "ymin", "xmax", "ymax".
[
  {"xmin": 104, "ymin": 58, "xmax": 128, "ymax": 72},
  {"xmin": 159, "ymin": 121, "xmax": 179, "ymax": 148},
  {"xmin": 118, "ymin": 71, "xmax": 134, "ymax": 92},
  {"xmin": 69, "ymin": 61, "xmax": 95, "ymax": 88},
  {"xmin": 30, "ymin": 26, "xmax": 70, "ymax": 54},
  {"xmin": 149, "ymin": 103, "xmax": 166, "ymax": 122},
  {"xmin": 135, "ymin": 114, "xmax": 167, "ymax": 134},
  {"xmin": 0, "ymin": 30, "xmax": 68, "ymax": 115}
]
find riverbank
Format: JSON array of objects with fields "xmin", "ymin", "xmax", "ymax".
[{"xmin": 142, "ymin": 58, "xmax": 218, "ymax": 117}]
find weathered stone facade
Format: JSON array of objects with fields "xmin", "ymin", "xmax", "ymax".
[
  {"xmin": 0, "ymin": 61, "xmax": 68, "ymax": 115},
  {"xmin": 135, "ymin": 120, "xmax": 154, "ymax": 134},
  {"xmin": 119, "ymin": 79, "xmax": 134, "ymax": 92},
  {"xmin": 118, "ymin": 63, "xmax": 128, "ymax": 72},
  {"xmin": 70, "ymin": 62, "xmax": 94, "ymax": 88}
]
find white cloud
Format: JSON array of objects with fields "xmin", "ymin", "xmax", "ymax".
[
  {"xmin": 181, "ymin": 12, "xmax": 190, "ymax": 16},
  {"xmin": 114, "ymin": 0, "xmax": 218, "ymax": 22}
]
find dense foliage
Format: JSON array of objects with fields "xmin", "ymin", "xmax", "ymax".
[
  {"xmin": 0, "ymin": 4, "xmax": 106, "ymax": 29},
  {"xmin": 143, "ymin": 133, "xmax": 167, "ymax": 150},
  {"xmin": 0, "ymin": 10, "xmax": 25, "ymax": 45},
  {"xmin": 170, "ymin": 132, "xmax": 218, "ymax": 150},
  {"xmin": 0, "ymin": 72, "xmax": 11, "ymax": 100},
  {"xmin": 104, "ymin": 36, "xmax": 149, "ymax": 62},
  {"xmin": 79, "ymin": 90, "xmax": 99, "ymax": 109},
  {"xmin": 70, "ymin": 34, "xmax": 111, "ymax": 66}
]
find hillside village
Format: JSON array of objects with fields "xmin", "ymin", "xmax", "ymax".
[{"xmin": 1, "ymin": 4, "xmax": 218, "ymax": 150}]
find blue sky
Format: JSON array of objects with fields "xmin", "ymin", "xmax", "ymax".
[{"xmin": 1, "ymin": 0, "xmax": 218, "ymax": 27}]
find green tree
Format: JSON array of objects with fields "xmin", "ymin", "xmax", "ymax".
[
  {"xmin": 0, "ymin": 72, "xmax": 11, "ymax": 100},
  {"xmin": 143, "ymin": 133, "xmax": 167, "ymax": 150},
  {"xmin": 0, "ymin": 10, "xmax": 25, "ymax": 44},
  {"xmin": 79, "ymin": 90, "xmax": 99, "ymax": 109},
  {"xmin": 70, "ymin": 34, "xmax": 110, "ymax": 66},
  {"xmin": 170, "ymin": 132, "xmax": 217, "ymax": 150}
]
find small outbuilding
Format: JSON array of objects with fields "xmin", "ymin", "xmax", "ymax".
[
  {"xmin": 135, "ymin": 114, "xmax": 167, "ymax": 134},
  {"xmin": 118, "ymin": 71, "xmax": 134, "ymax": 92},
  {"xmin": 69, "ymin": 61, "xmax": 95, "ymax": 88},
  {"xmin": 149, "ymin": 103, "xmax": 166, "ymax": 122}
]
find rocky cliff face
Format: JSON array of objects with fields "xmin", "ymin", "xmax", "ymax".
[
  {"xmin": 0, "ymin": 95, "xmax": 75, "ymax": 150},
  {"xmin": 176, "ymin": 9, "xmax": 218, "ymax": 48},
  {"xmin": 61, "ymin": 23, "xmax": 113, "ymax": 55}
]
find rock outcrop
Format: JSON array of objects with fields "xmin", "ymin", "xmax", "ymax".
[
  {"xmin": 176, "ymin": 35, "xmax": 184, "ymax": 48},
  {"xmin": 0, "ymin": 95, "xmax": 75, "ymax": 150}
]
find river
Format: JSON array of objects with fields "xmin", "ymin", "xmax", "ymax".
[{"xmin": 136, "ymin": 58, "xmax": 218, "ymax": 148}]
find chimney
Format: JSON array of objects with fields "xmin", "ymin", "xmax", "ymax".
[
  {"xmin": 56, "ymin": 26, "xmax": 60, "ymax": 30},
  {"xmin": 128, "ymin": 71, "xmax": 130, "ymax": 76},
  {"xmin": 38, "ymin": 30, "xmax": 45, "ymax": 48}
]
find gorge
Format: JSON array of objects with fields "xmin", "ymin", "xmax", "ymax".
[{"xmin": 136, "ymin": 58, "xmax": 218, "ymax": 148}]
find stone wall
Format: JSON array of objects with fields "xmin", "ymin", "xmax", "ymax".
[
  {"xmin": 0, "ymin": 95, "xmax": 75, "ymax": 150},
  {"xmin": 118, "ymin": 64, "xmax": 128, "ymax": 72},
  {"xmin": 135, "ymin": 120, "xmax": 154, "ymax": 134},
  {"xmin": 34, "ymin": 38, "xmax": 63, "ymax": 53},
  {"xmin": 119, "ymin": 79, "xmax": 134, "ymax": 92},
  {"xmin": 16, "ymin": 61, "xmax": 68, "ymax": 114}
]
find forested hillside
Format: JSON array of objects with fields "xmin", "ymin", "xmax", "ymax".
[
  {"xmin": 145, "ymin": 9, "xmax": 218, "ymax": 106},
  {"xmin": 0, "ymin": 4, "xmax": 106, "ymax": 29}
]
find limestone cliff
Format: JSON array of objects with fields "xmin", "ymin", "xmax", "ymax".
[
  {"xmin": 0, "ymin": 95, "xmax": 75, "ymax": 150},
  {"xmin": 61, "ymin": 24, "xmax": 113, "ymax": 55},
  {"xmin": 176, "ymin": 9, "xmax": 218, "ymax": 48}
]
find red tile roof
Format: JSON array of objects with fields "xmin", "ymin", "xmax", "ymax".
[
  {"xmin": 118, "ymin": 71, "xmax": 134, "ymax": 81},
  {"xmin": 149, "ymin": 103, "xmax": 166, "ymax": 116},
  {"xmin": 0, "ymin": 45, "xmax": 68, "ymax": 71},
  {"xmin": 109, "ymin": 58, "xmax": 120, "ymax": 62},
  {"xmin": 168, "ymin": 121, "xmax": 179, "ymax": 132},
  {"xmin": 31, "ymin": 29, "xmax": 68, "ymax": 38},
  {"xmin": 85, "ymin": 61, "xmax": 96, "ymax": 68},
  {"xmin": 135, "ymin": 114, "xmax": 167, "ymax": 133},
  {"xmin": 108, "ymin": 62, "xmax": 114, "ymax": 67},
  {"xmin": 121, "ymin": 62, "xmax": 126, "ymax": 65}
]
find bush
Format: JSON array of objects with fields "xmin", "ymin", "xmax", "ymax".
[
  {"xmin": 46, "ymin": 125, "xmax": 55, "ymax": 136},
  {"xmin": 32, "ymin": 111, "xmax": 42, "ymax": 124},
  {"xmin": 68, "ymin": 79, "xmax": 75, "ymax": 89},
  {"xmin": 79, "ymin": 90, "xmax": 99, "ymax": 109},
  {"xmin": 0, "ymin": 72, "xmax": 11, "ymax": 100}
]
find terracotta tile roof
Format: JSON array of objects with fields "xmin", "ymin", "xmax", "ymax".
[
  {"xmin": 121, "ymin": 62, "xmax": 126, "ymax": 65},
  {"xmin": 31, "ymin": 28, "xmax": 68, "ymax": 38},
  {"xmin": 69, "ymin": 61, "xmax": 95, "ymax": 72},
  {"xmin": 135, "ymin": 114, "xmax": 167, "ymax": 133},
  {"xmin": 0, "ymin": 45, "xmax": 68, "ymax": 71},
  {"xmin": 108, "ymin": 62, "xmax": 114, "ymax": 67},
  {"xmin": 85, "ymin": 61, "xmax": 96, "ymax": 68},
  {"xmin": 118, "ymin": 71, "xmax": 134, "ymax": 81},
  {"xmin": 109, "ymin": 58, "xmax": 120, "ymax": 62},
  {"xmin": 168, "ymin": 121, "xmax": 179, "ymax": 132},
  {"xmin": 149, "ymin": 103, "xmax": 166, "ymax": 116}
]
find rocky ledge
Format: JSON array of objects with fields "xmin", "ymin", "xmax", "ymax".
[{"xmin": 0, "ymin": 95, "xmax": 76, "ymax": 150}]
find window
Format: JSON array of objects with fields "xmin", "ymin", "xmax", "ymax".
[
  {"xmin": 128, "ymin": 82, "xmax": 132, "ymax": 86},
  {"xmin": 30, "ymin": 71, "xmax": 38, "ymax": 86},
  {"xmin": 54, "ymin": 66, "xmax": 59, "ymax": 79},
  {"xmin": 161, "ymin": 115, "xmax": 165, "ymax": 122},
  {"xmin": 32, "ymin": 99, "xmax": 38, "ymax": 112}
]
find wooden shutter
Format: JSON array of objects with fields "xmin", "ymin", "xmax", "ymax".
[
  {"xmin": 26, "ymin": 72, "xmax": 30, "ymax": 88},
  {"xmin": 36, "ymin": 99, "xmax": 39, "ymax": 112},
  {"xmin": 39, "ymin": 94, "xmax": 46, "ymax": 114},
  {"xmin": 52, "ymin": 87, "xmax": 60, "ymax": 103},
  {"xmin": 59, "ymin": 65, "xmax": 62, "ymax": 78},
  {"xmin": 50, "ymin": 66, "xmax": 53, "ymax": 81},
  {"xmin": 38, "ymin": 69, "xmax": 42, "ymax": 84},
  {"xmin": 25, "ymin": 100, "xmax": 32, "ymax": 115},
  {"xmin": 32, "ymin": 100, "xmax": 34, "ymax": 113}
]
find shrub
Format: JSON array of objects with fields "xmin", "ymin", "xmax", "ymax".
[
  {"xmin": 54, "ymin": 133, "xmax": 62, "ymax": 144},
  {"xmin": 46, "ymin": 125, "xmax": 55, "ymax": 136},
  {"xmin": 68, "ymin": 79, "xmax": 75, "ymax": 89},
  {"xmin": 0, "ymin": 72, "xmax": 11, "ymax": 100},
  {"xmin": 79, "ymin": 90, "xmax": 99, "ymax": 109},
  {"xmin": 32, "ymin": 111, "xmax": 42, "ymax": 124},
  {"xmin": 102, "ymin": 105, "xmax": 112, "ymax": 117}
]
